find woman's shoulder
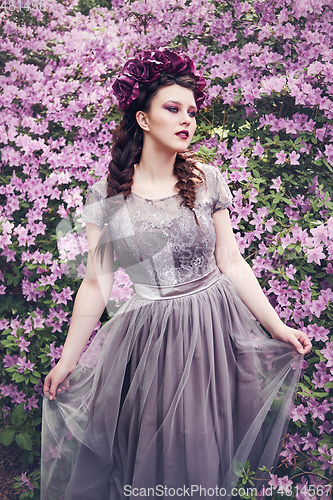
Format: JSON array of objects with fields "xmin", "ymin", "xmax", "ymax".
[
  {"xmin": 194, "ymin": 162, "xmax": 224, "ymax": 185},
  {"xmin": 86, "ymin": 178, "xmax": 108, "ymax": 201},
  {"xmin": 194, "ymin": 162, "xmax": 232, "ymax": 210}
]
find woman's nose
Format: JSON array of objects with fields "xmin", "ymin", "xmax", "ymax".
[{"xmin": 180, "ymin": 113, "xmax": 190, "ymax": 125}]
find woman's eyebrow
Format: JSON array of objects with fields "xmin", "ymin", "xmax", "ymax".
[{"xmin": 165, "ymin": 100, "xmax": 198, "ymax": 110}]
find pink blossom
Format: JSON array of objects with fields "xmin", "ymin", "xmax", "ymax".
[
  {"xmin": 275, "ymin": 150, "xmax": 287, "ymax": 164},
  {"xmin": 290, "ymin": 404, "xmax": 309, "ymax": 423},
  {"xmin": 318, "ymin": 444, "xmax": 333, "ymax": 471},
  {"xmin": 265, "ymin": 218, "xmax": 276, "ymax": 232},
  {"xmin": 324, "ymin": 144, "xmax": 333, "ymax": 166},
  {"xmin": 3, "ymin": 354, "xmax": 19, "ymax": 368},
  {"xmin": 18, "ymin": 337, "xmax": 31, "ymax": 353},
  {"xmin": 309, "ymin": 399, "xmax": 331, "ymax": 421},
  {"xmin": 305, "ymin": 324, "xmax": 329, "ymax": 342},
  {"xmin": 321, "ymin": 342, "xmax": 333, "ymax": 367},
  {"xmin": 268, "ymin": 474, "xmax": 280, "ymax": 489},
  {"xmin": 281, "ymin": 233, "xmax": 296, "ymax": 249},
  {"xmin": 305, "ymin": 245, "xmax": 325, "ymax": 265},
  {"xmin": 34, "ymin": 379, "xmax": 44, "ymax": 396},
  {"xmin": 25, "ymin": 395, "xmax": 39, "ymax": 412},
  {"xmin": 51, "ymin": 287, "xmax": 74, "ymax": 305},
  {"xmin": 318, "ymin": 421, "xmax": 333, "ymax": 435},
  {"xmin": 324, "ymin": 262, "xmax": 333, "ymax": 274},
  {"xmin": 248, "ymin": 188, "xmax": 258, "ymax": 203},
  {"xmin": 299, "ymin": 275, "xmax": 313, "ymax": 291},
  {"xmin": 278, "ymin": 476, "xmax": 293, "ymax": 492},
  {"xmin": 23, "ymin": 317, "xmax": 33, "ymax": 334},
  {"xmin": 47, "ymin": 341, "xmax": 63, "ymax": 369},
  {"xmin": 310, "ymin": 299, "xmax": 326, "ymax": 318},
  {"xmin": 301, "ymin": 432, "xmax": 319, "ymax": 451},
  {"xmin": 312, "ymin": 361, "xmax": 332, "ymax": 390},
  {"xmin": 253, "ymin": 141, "xmax": 264, "ymax": 156},
  {"xmin": 271, "ymin": 176, "xmax": 282, "ymax": 191},
  {"xmin": 285, "ymin": 264, "xmax": 296, "ymax": 280},
  {"xmin": 288, "ymin": 433, "xmax": 302, "ymax": 451},
  {"xmin": 33, "ymin": 315, "xmax": 45, "ymax": 329},
  {"xmin": 16, "ymin": 357, "xmax": 35, "ymax": 373},
  {"xmin": 77, "ymin": 261, "xmax": 86, "ymax": 278},
  {"xmin": 261, "ymin": 76, "xmax": 286, "ymax": 94},
  {"xmin": 20, "ymin": 472, "xmax": 34, "ymax": 491},
  {"xmin": 290, "ymin": 151, "xmax": 300, "ymax": 165},
  {"xmin": 44, "ymin": 445, "xmax": 61, "ymax": 462}
]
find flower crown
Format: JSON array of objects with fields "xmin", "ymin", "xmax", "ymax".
[{"xmin": 112, "ymin": 49, "xmax": 206, "ymax": 112}]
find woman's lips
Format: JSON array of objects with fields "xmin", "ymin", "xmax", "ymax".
[{"xmin": 176, "ymin": 130, "xmax": 189, "ymax": 139}]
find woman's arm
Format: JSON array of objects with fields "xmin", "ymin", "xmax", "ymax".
[
  {"xmin": 43, "ymin": 222, "xmax": 114, "ymax": 399},
  {"xmin": 212, "ymin": 209, "xmax": 312, "ymax": 354}
]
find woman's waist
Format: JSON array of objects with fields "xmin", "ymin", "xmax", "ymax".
[{"xmin": 133, "ymin": 267, "xmax": 222, "ymax": 300}]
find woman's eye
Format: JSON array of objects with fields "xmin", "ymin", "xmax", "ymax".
[
  {"xmin": 188, "ymin": 111, "xmax": 197, "ymax": 118},
  {"xmin": 167, "ymin": 106, "xmax": 178, "ymax": 113}
]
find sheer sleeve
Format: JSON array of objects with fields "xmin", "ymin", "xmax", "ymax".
[
  {"xmin": 81, "ymin": 180, "xmax": 107, "ymax": 229},
  {"xmin": 212, "ymin": 167, "xmax": 232, "ymax": 214}
]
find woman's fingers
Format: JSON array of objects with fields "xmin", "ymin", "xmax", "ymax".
[
  {"xmin": 296, "ymin": 332, "xmax": 312, "ymax": 354},
  {"xmin": 43, "ymin": 374, "xmax": 50, "ymax": 395},
  {"xmin": 49, "ymin": 377, "xmax": 60, "ymax": 400},
  {"xmin": 44, "ymin": 364, "xmax": 74, "ymax": 400},
  {"xmin": 288, "ymin": 330, "xmax": 312, "ymax": 355},
  {"xmin": 290, "ymin": 336, "xmax": 304, "ymax": 354},
  {"xmin": 56, "ymin": 381, "xmax": 70, "ymax": 396},
  {"xmin": 273, "ymin": 325, "xmax": 312, "ymax": 355}
]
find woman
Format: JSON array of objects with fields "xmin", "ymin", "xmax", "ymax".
[{"xmin": 42, "ymin": 49, "xmax": 311, "ymax": 500}]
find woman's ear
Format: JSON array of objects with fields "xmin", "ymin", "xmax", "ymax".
[{"xmin": 136, "ymin": 111, "xmax": 150, "ymax": 132}]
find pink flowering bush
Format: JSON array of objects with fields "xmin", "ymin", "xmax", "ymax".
[{"xmin": 1, "ymin": 0, "xmax": 333, "ymax": 497}]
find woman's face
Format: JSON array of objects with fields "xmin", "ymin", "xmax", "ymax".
[{"xmin": 137, "ymin": 84, "xmax": 197, "ymax": 154}]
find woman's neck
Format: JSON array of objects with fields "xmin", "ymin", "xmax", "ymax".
[{"xmin": 136, "ymin": 147, "xmax": 177, "ymax": 184}]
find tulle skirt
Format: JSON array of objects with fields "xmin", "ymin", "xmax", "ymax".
[{"xmin": 41, "ymin": 268, "xmax": 302, "ymax": 500}]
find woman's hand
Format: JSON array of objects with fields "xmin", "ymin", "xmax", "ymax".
[
  {"xmin": 43, "ymin": 361, "xmax": 76, "ymax": 401},
  {"xmin": 271, "ymin": 324, "xmax": 312, "ymax": 355}
]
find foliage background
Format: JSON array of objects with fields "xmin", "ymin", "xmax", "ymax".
[{"xmin": 0, "ymin": 0, "xmax": 333, "ymax": 498}]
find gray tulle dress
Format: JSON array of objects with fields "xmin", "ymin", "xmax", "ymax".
[{"xmin": 41, "ymin": 163, "xmax": 302, "ymax": 499}]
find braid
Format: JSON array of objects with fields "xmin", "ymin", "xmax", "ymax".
[{"xmin": 174, "ymin": 152, "xmax": 205, "ymax": 229}]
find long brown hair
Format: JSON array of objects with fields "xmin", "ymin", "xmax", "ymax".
[{"xmin": 96, "ymin": 73, "xmax": 206, "ymax": 263}]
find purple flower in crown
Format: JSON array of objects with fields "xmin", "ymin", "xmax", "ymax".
[
  {"xmin": 112, "ymin": 48, "xmax": 206, "ymax": 112},
  {"xmin": 163, "ymin": 49, "xmax": 195, "ymax": 75},
  {"xmin": 139, "ymin": 49, "xmax": 172, "ymax": 77},
  {"xmin": 113, "ymin": 76, "xmax": 140, "ymax": 111},
  {"xmin": 123, "ymin": 59, "xmax": 153, "ymax": 83}
]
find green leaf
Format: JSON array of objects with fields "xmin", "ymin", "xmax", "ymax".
[
  {"xmin": 15, "ymin": 433, "xmax": 33, "ymax": 451},
  {"xmin": 12, "ymin": 373, "xmax": 26, "ymax": 384},
  {"xmin": 29, "ymin": 375, "xmax": 40, "ymax": 385},
  {"xmin": 11, "ymin": 402, "xmax": 25, "ymax": 427},
  {"xmin": 0, "ymin": 428, "xmax": 15, "ymax": 446},
  {"xmin": 13, "ymin": 276, "xmax": 21, "ymax": 286},
  {"xmin": 313, "ymin": 391, "xmax": 329, "ymax": 398},
  {"xmin": 324, "ymin": 382, "xmax": 333, "ymax": 388}
]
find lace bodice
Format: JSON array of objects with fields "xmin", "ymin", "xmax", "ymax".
[{"xmin": 82, "ymin": 163, "xmax": 232, "ymax": 286}]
